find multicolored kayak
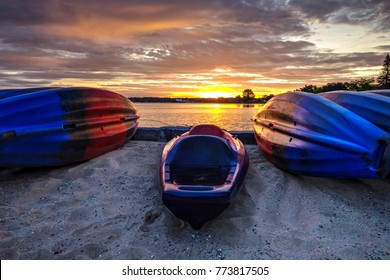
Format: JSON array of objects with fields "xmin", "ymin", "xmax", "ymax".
[
  {"xmin": 252, "ymin": 91, "xmax": 390, "ymax": 178},
  {"xmin": 160, "ymin": 124, "xmax": 249, "ymax": 229},
  {"xmin": 0, "ymin": 87, "xmax": 139, "ymax": 166},
  {"xmin": 320, "ymin": 90, "xmax": 390, "ymax": 132}
]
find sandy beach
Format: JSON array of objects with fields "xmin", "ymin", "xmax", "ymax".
[{"xmin": 1, "ymin": 139, "xmax": 389, "ymax": 260}]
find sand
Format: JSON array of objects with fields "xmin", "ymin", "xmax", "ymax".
[{"xmin": 0, "ymin": 140, "xmax": 389, "ymax": 260}]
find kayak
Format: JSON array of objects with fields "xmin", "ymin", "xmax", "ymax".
[
  {"xmin": 0, "ymin": 87, "xmax": 139, "ymax": 166},
  {"xmin": 0, "ymin": 87, "xmax": 58, "ymax": 99},
  {"xmin": 363, "ymin": 89, "xmax": 390, "ymax": 97},
  {"xmin": 320, "ymin": 90, "xmax": 390, "ymax": 132},
  {"xmin": 160, "ymin": 124, "xmax": 249, "ymax": 229},
  {"xmin": 252, "ymin": 91, "xmax": 389, "ymax": 178}
]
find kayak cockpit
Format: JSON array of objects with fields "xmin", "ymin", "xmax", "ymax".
[
  {"xmin": 168, "ymin": 164, "xmax": 236, "ymax": 186},
  {"xmin": 160, "ymin": 124, "xmax": 249, "ymax": 229},
  {"xmin": 164, "ymin": 135, "xmax": 237, "ymax": 187}
]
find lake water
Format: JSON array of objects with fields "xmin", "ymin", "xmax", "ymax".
[{"xmin": 134, "ymin": 103, "xmax": 263, "ymax": 131}]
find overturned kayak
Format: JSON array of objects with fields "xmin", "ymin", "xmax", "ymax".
[
  {"xmin": 320, "ymin": 90, "xmax": 390, "ymax": 132},
  {"xmin": 0, "ymin": 87, "xmax": 58, "ymax": 99},
  {"xmin": 252, "ymin": 91, "xmax": 389, "ymax": 178},
  {"xmin": 160, "ymin": 124, "xmax": 249, "ymax": 229},
  {"xmin": 0, "ymin": 87, "xmax": 139, "ymax": 166},
  {"xmin": 363, "ymin": 89, "xmax": 390, "ymax": 97}
]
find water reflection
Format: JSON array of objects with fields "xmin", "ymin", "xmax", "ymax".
[
  {"xmin": 135, "ymin": 103, "xmax": 262, "ymax": 131},
  {"xmin": 242, "ymin": 104, "xmax": 256, "ymax": 108}
]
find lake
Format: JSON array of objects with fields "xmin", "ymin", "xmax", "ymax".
[{"xmin": 134, "ymin": 103, "xmax": 263, "ymax": 131}]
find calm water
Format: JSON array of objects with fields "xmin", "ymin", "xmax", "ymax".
[{"xmin": 134, "ymin": 103, "xmax": 263, "ymax": 131}]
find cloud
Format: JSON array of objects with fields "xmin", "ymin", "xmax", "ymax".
[
  {"xmin": 289, "ymin": 0, "xmax": 390, "ymax": 31},
  {"xmin": 0, "ymin": 0, "xmax": 388, "ymax": 96},
  {"xmin": 375, "ymin": 44, "xmax": 390, "ymax": 51}
]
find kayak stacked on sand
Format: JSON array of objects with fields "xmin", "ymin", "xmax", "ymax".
[
  {"xmin": 0, "ymin": 87, "xmax": 139, "ymax": 166},
  {"xmin": 160, "ymin": 124, "xmax": 249, "ymax": 229},
  {"xmin": 252, "ymin": 90, "xmax": 390, "ymax": 178}
]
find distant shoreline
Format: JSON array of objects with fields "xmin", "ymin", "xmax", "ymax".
[{"xmin": 128, "ymin": 96, "xmax": 270, "ymax": 104}]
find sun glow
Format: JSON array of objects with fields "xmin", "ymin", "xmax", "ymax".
[
  {"xmin": 56, "ymin": 68, "xmax": 298, "ymax": 98},
  {"xmin": 172, "ymin": 84, "xmax": 238, "ymax": 98}
]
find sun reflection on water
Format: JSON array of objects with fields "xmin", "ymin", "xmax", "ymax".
[{"xmin": 136, "ymin": 103, "xmax": 262, "ymax": 131}]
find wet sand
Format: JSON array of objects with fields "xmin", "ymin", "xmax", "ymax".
[{"xmin": 0, "ymin": 140, "xmax": 389, "ymax": 259}]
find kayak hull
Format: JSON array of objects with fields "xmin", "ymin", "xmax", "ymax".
[
  {"xmin": 160, "ymin": 124, "xmax": 249, "ymax": 229},
  {"xmin": 363, "ymin": 89, "xmax": 390, "ymax": 97},
  {"xmin": 252, "ymin": 91, "xmax": 389, "ymax": 178},
  {"xmin": 0, "ymin": 87, "xmax": 139, "ymax": 166}
]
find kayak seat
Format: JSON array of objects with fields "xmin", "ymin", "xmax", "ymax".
[{"xmin": 170, "ymin": 165, "xmax": 234, "ymax": 185}]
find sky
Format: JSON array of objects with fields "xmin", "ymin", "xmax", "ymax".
[{"xmin": 0, "ymin": 0, "xmax": 389, "ymax": 98}]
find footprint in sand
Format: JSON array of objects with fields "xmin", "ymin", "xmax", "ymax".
[{"xmin": 140, "ymin": 209, "xmax": 162, "ymax": 232}]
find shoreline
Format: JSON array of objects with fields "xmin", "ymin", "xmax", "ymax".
[
  {"xmin": 0, "ymin": 138, "xmax": 389, "ymax": 260},
  {"xmin": 133, "ymin": 126, "xmax": 256, "ymax": 144},
  {"xmin": 129, "ymin": 97, "xmax": 269, "ymax": 104}
]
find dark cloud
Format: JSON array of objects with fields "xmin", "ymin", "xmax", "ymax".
[
  {"xmin": 375, "ymin": 45, "xmax": 390, "ymax": 51},
  {"xmin": 288, "ymin": 0, "xmax": 344, "ymax": 20}
]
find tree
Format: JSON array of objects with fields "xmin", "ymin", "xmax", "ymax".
[
  {"xmin": 377, "ymin": 54, "xmax": 390, "ymax": 88},
  {"xmin": 242, "ymin": 88, "xmax": 255, "ymax": 103},
  {"xmin": 321, "ymin": 82, "xmax": 348, "ymax": 92},
  {"xmin": 345, "ymin": 78, "xmax": 376, "ymax": 91},
  {"xmin": 264, "ymin": 94, "xmax": 274, "ymax": 102},
  {"xmin": 235, "ymin": 94, "xmax": 242, "ymax": 103},
  {"xmin": 296, "ymin": 84, "xmax": 318, "ymax": 93},
  {"xmin": 297, "ymin": 82, "xmax": 348, "ymax": 93}
]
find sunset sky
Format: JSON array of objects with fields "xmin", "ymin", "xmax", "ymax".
[{"xmin": 0, "ymin": 0, "xmax": 389, "ymax": 98}]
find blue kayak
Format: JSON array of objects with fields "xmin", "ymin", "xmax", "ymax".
[
  {"xmin": 252, "ymin": 91, "xmax": 389, "ymax": 178},
  {"xmin": 0, "ymin": 87, "xmax": 58, "ymax": 99},
  {"xmin": 363, "ymin": 89, "xmax": 390, "ymax": 97},
  {"xmin": 160, "ymin": 124, "xmax": 249, "ymax": 229},
  {"xmin": 0, "ymin": 87, "xmax": 139, "ymax": 166},
  {"xmin": 320, "ymin": 90, "xmax": 390, "ymax": 132}
]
